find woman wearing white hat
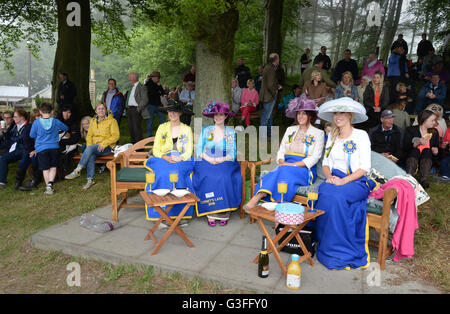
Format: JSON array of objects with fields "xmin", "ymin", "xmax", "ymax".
[{"xmin": 314, "ymin": 97, "xmax": 377, "ymax": 270}]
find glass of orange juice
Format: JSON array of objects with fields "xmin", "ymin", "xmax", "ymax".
[
  {"xmin": 146, "ymin": 171, "xmax": 155, "ymax": 192},
  {"xmin": 277, "ymin": 181, "xmax": 288, "ymax": 203},
  {"xmin": 307, "ymin": 186, "xmax": 318, "ymax": 212},
  {"xmin": 169, "ymin": 171, "xmax": 179, "ymax": 190}
]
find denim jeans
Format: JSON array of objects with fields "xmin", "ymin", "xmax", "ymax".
[
  {"xmin": 78, "ymin": 145, "xmax": 112, "ymax": 179},
  {"xmin": 441, "ymin": 155, "xmax": 450, "ymax": 177},
  {"xmin": 260, "ymin": 97, "xmax": 276, "ymax": 137},
  {"xmin": 146, "ymin": 104, "xmax": 166, "ymax": 137},
  {"xmin": 0, "ymin": 149, "xmax": 30, "ymax": 183}
]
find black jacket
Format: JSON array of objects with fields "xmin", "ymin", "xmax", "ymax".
[
  {"xmin": 145, "ymin": 80, "xmax": 165, "ymax": 107},
  {"xmin": 369, "ymin": 124, "xmax": 404, "ymax": 160},
  {"xmin": 331, "ymin": 58, "xmax": 359, "ymax": 83},
  {"xmin": 57, "ymin": 80, "xmax": 77, "ymax": 107},
  {"xmin": 57, "ymin": 114, "xmax": 81, "ymax": 147},
  {"xmin": 416, "ymin": 40, "xmax": 434, "ymax": 59},
  {"xmin": 235, "ymin": 64, "xmax": 252, "ymax": 89},
  {"xmin": 1, "ymin": 122, "xmax": 33, "ymax": 154},
  {"xmin": 403, "ymin": 125, "xmax": 439, "ymax": 159}
]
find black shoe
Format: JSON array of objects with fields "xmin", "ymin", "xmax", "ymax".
[{"xmin": 19, "ymin": 179, "xmax": 39, "ymax": 191}]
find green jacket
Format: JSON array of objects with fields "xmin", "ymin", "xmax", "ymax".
[
  {"xmin": 298, "ymin": 66, "xmax": 336, "ymax": 91},
  {"xmin": 259, "ymin": 63, "xmax": 279, "ymax": 103}
]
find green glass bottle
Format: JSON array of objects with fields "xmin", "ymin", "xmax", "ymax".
[{"xmin": 258, "ymin": 236, "xmax": 269, "ymax": 278}]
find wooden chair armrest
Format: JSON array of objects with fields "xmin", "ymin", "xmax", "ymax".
[
  {"xmin": 248, "ymin": 159, "xmax": 273, "ymax": 197},
  {"xmin": 382, "ymin": 188, "xmax": 397, "ymax": 217}
]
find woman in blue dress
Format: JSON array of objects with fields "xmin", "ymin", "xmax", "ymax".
[
  {"xmin": 144, "ymin": 101, "xmax": 195, "ymax": 226},
  {"xmin": 315, "ymin": 97, "xmax": 377, "ymax": 270},
  {"xmin": 244, "ymin": 95, "xmax": 324, "ymax": 208},
  {"xmin": 193, "ymin": 102, "xmax": 242, "ymax": 226}
]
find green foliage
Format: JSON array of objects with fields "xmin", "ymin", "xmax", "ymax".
[
  {"xmin": 125, "ymin": 24, "xmax": 195, "ymax": 87},
  {"xmin": 0, "ymin": 0, "xmax": 56, "ymax": 74},
  {"xmin": 0, "ymin": 40, "xmax": 55, "ymax": 92},
  {"xmin": 233, "ymin": 0, "xmax": 265, "ymax": 70}
]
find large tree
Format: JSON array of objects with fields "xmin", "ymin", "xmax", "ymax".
[
  {"xmin": 139, "ymin": 0, "xmax": 240, "ymax": 118},
  {"xmin": 0, "ymin": 0, "xmax": 130, "ymax": 116}
]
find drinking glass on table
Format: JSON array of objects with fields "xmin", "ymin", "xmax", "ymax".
[
  {"xmin": 169, "ymin": 171, "xmax": 179, "ymax": 190},
  {"xmin": 277, "ymin": 181, "xmax": 288, "ymax": 203},
  {"xmin": 146, "ymin": 171, "xmax": 155, "ymax": 192},
  {"xmin": 307, "ymin": 186, "xmax": 318, "ymax": 213}
]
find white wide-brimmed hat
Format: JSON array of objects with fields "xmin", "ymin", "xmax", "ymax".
[{"xmin": 318, "ymin": 97, "xmax": 368, "ymax": 124}]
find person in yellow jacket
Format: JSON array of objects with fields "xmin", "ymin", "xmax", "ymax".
[
  {"xmin": 65, "ymin": 103, "xmax": 120, "ymax": 189},
  {"xmin": 144, "ymin": 100, "xmax": 195, "ymax": 226}
]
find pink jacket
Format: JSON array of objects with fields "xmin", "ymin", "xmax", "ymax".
[
  {"xmin": 369, "ymin": 178, "xmax": 418, "ymax": 262},
  {"xmin": 360, "ymin": 60, "xmax": 386, "ymax": 81},
  {"xmin": 240, "ymin": 88, "xmax": 259, "ymax": 107}
]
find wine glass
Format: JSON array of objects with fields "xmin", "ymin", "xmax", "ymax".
[
  {"xmin": 307, "ymin": 186, "xmax": 319, "ymax": 213},
  {"xmin": 146, "ymin": 171, "xmax": 155, "ymax": 192},
  {"xmin": 277, "ymin": 181, "xmax": 288, "ymax": 203},
  {"xmin": 169, "ymin": 171, "xmax": 179, "ymax": 190}
]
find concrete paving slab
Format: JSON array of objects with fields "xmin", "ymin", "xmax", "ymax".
[
  {"xmin": 200, "ymin": 244, "xmax": 283, "ymax": 293},
  {"xmin": 88, "ymin": 225, "xmax": 150, "ymax": 258},
  {"xmin": 30, "ymin": 201, "xmax": 442, "ymax": 294}
]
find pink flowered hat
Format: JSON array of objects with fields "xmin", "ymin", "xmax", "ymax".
[
  {"xmin": 202, "ymin": 101, "xmax": 236, "ymax": 118},
  {"xmin": 285, "ymin": 94, "xmax": 318, "ymax": 119}
]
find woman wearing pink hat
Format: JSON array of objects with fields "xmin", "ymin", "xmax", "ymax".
[
  {"xmin": 193, "ymin": 102, "xmax": 243, "ymax": 226},
  {"xmin": 244, "ymin": 95, "xmax": 324, "ymax": 209}
]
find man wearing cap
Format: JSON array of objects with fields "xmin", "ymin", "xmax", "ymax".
[
  {"xmin": 369, "ymin": 109, "xmax": 403, "ymax": 163},
  {"xmin": 145, "ymin": 71, "xmax": 166, "ymax": 137}
]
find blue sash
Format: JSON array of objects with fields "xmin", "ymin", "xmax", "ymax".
[
  {"xmin": 254, "ymin": 153, "xmax": 317, "ymax": 203},
  {"xmin": 192, "ymin": 149, "xmax": 242, "ymax": 217},
  {"xmin": 314, "ymin": 169, "xmax": 376, "ymax": 270},
  {"xmin": 144, "ymin": 155, "xmax": 195, "ymax": 221}
]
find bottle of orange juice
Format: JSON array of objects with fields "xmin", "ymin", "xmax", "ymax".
[{"xmin": 286, "ymin": 254, "xmax": 301, "ymax": 290}]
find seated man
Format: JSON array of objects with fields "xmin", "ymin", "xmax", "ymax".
[
  {"xmin": 425, "ymin": 61, "xmax": 449, "ymax": 84},
  {"xmin": 0, "ymin": 111, "xmax": 14, "ymax": 154},
  {"xmin": 0, "ymin": 109, "xmax": 34, "ymax": 190},
  {"xmin": 416, "ymin": 73, "xmax": 447, "ymax": 113},
  {"xmin": 369, "ymin": 109, "xmax": 403, "ymax": 163},
  {"xmin": 178, "ymin": 81, "xmax": 195, "ymax": 125},
  {"xmin": 278, "ymin": 84, "xmax": 301, "ymax": 114}
]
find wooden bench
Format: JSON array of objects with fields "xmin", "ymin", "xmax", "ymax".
[
  {"xmin": 73, "ymin": 153, "xmax": 115, "ymax": 164},
  {"xmin": 247, "ymin": 159, "xmax": 395, "ymax": 270},
  {"xmin": 106, "ymin": 137, "xmax": 249, "ymax": 222},
  {"xmin": 107, "ymin": 138, "xmax": 155, "ymax": 222}
]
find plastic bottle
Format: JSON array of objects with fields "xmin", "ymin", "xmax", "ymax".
[
  {"xmin": 286, "ymin": 254, "xmax": 301, "ymax": 290},
  {"xmin": 80, "ymin": 214, "xmax": 122, "ymax": 233}
]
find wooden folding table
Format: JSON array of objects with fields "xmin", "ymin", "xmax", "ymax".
[
  {"xmin": 245, "ymin": 206, "xmax": 324, "ymax": 277},
  {"xmin": 140, "ymin": 191, "xmax": 199, "ymax": 255}
]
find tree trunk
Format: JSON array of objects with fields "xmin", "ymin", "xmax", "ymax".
[
  {"xmin": 309, "ymin": 0, "xmax": 319, "ymax": 53},
  {"xmin": 195, "ymin": 41, "xmax": 234, "ymax": 118},
  {"xmin": 332, "ymin": 0, "xmax": 347, "ymax": 65},
  {"xmin": 342, "ymin": 0, "xmax": 358, "ymax": 51},
  {"xmin": 263, "ymin": 0, "xmax": 284, "ymax": 63},
  {"xmin": 380, "ymin": 0, "xmax": 403, "ymax": 63},
  {"xmin": 193, "ymin": 5, "xmax": 239, "ymax": 119},
  {"xmin": 52, "ymin": 0, "xmax": 91, "ymax": 119},
  {"xmin": 409, "ymin": 24, "xmax": 416, "ymax": 59}
]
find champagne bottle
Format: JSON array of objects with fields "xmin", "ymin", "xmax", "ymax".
[{"xmin": 258, "ymin": 236, "xmax": 269, "ymax": 278}]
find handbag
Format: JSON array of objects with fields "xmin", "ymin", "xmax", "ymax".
[{"xmin": 275, "ymin": 224, "xmax": 316, "ymax": 257}]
